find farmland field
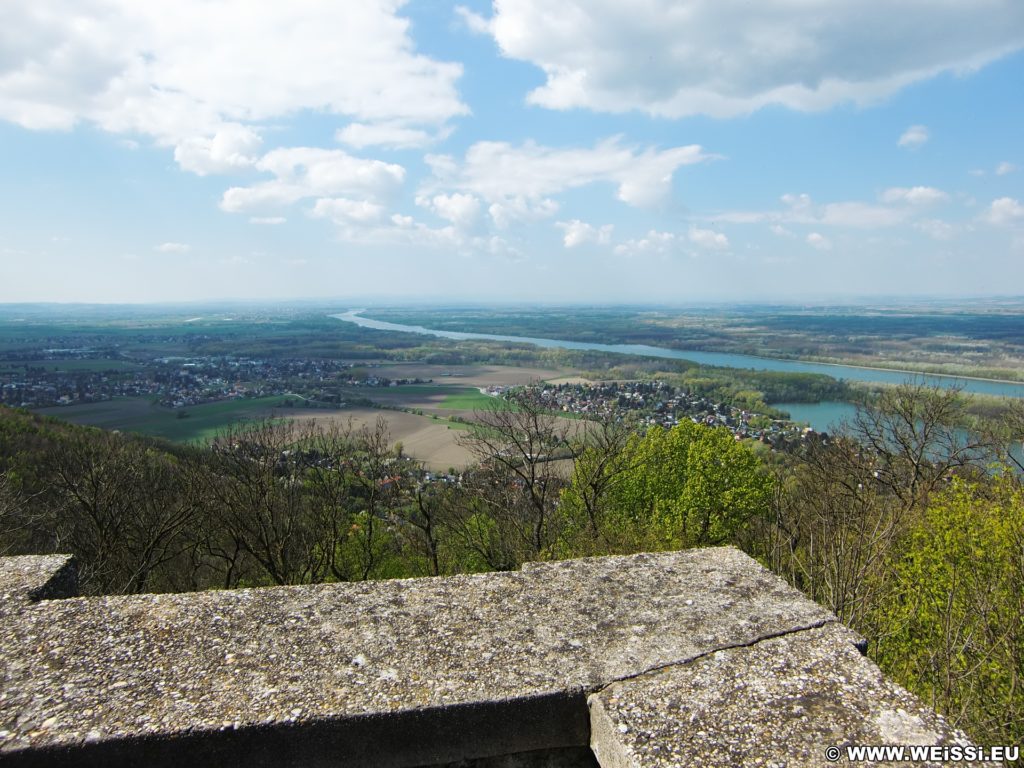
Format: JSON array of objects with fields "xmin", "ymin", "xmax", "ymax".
[
  {"xmin": 34, "ymin": 395, "xmax": 300, "ymax": 443},
  {"xmin": 439, "ymin": 388, "xmax": 495, "ymax": 410},
  {"xmin": 0, "ymin": 358, "xmax": 142, "ymax": 372},
  {"xmin": 26, "ymin": 360, "xmax": 573, "ymax": 465},
  {"xmin": 289, "ymin": 407, "xmax": 476, "ymax": 471}
]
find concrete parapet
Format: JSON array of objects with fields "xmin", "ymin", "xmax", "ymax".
[
  {"xmin": 589, "ymin": 623, "xmax": 972, "ymax": 767},
  {"xmin": 0, "ymin": 554, "xmax": 78, "ymax": 607},
  {"xmin": 0, "ymin": 548, "xmax": 970, "ymax": 766}
]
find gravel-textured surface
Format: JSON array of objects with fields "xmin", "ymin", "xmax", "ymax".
[
  {"xmin": 0, "ymin": 547, "xmax": 969, "ymax": 766},
  {"xmin": 590, "ymin": 623, "xmax": 974, "ymax": 767}
]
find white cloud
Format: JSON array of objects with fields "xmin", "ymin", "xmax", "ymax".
[
  {"xmin": 557, "ymin": 219, "xmax": 613, "ymax": 248},
  {"xmin": 769, "ymin": 224, "xmax": 795, "ymax": 238},
  {"xmin": 821, "ymin": 202, "xmax": 906, "ymax": 228},
  {"xmin": 468, "ymin": 2, "xmax": 1024, "ymax": 117},
  {"xmin": 985, "ymin": 197, "xmax": 1024, "ymax": 225},
  {"xmin": 614, "ymin": 230, "xmax": 678, "ymax": 257},
  {"xmin": 221, "ymin": 148, "xmax": 405, "ymax": 213},
  {"xmin": 0, "ymin": 2, "xmax": 467, "ymax": 170},
  {"xmin": 424, "ymin": 137, "xmax": 711, "ymax": 210},
  {"xmin": 249, "ymin": 216, "xmax": 286, "ymax": 225},
  {"xmin": 455, "ymin": 5, "xmax": 492, "ymax": 35},
  {"xmin": 336, "ymin": 122, "xmax": 451, "ymax": 150},
  {"xmin": 806, "ymin": 232, "xmax": 832, "ymax": 251},
  {"xmin": 321, "ymin": 211, "xmax": 520, "ymax": 259},
  {"xmin": 311, "ymin": 197, "xmax": 386, "ymax": 224},
  {"xmin": 880, "ymin": 186, "xmax": 949, "ymax": 205},
  {"xmin": 781, "ymin": 193, "xmax": 813, "ymax": 212},
  {"xmin": 488, "ymin": 198, "xmax": 560, "ymax": 229},
  {"xmin": 155, "ymin": 242, "xmax": 191, "ymax": 253},
  {"xmin": 688, "ymin": 226, "xmax": 729, "ymax": 250},
  {"xmin": 417, "ymin": 193, "xmax": 482, "ymax": 229},
  {"xmin": 996, "ymin": 161, "xmax": 1017, "ymax": 176},
  {"xmin": 898, "ymin": 125, "xmax": 930, "ymax": 149},
  {"xmin": 715, "ymin": 193, "xmax": 908, "ymax": 229},
  {"xmin": 174, "ymin": 124, "xmax": 262, "ymax": 176}
]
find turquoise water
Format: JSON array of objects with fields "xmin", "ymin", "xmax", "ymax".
[
  {"xmin": 776, "ymin": 400, "xmax": 1023, "ymax": 466},
  {"xmin": 774, "ymin": 401, "xmax": 859, "ymax": 432},
  {"xmin": 333, "ymin": 310, "xmax": 1024, "ymax": 400}
]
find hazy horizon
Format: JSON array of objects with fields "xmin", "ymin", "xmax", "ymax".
[{"xmin": 3, "ymin": 295, "xmax": 1024, "ymax": 314}]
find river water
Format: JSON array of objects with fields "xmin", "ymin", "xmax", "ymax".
[{"xmin": 333, "ymin": 310, "xmax": 1024, "ymax": 400}]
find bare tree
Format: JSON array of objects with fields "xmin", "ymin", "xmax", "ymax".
[
  {"xmin": 200, "ymin": 420, "xmax": 326, "ymax": 586},
  {"xmin": 0, "ymin": 470, "xmax": 46, "ymax": 556},
  {"xmin": 457, "ymin": 396, "xmax": 572, "ymax": 562},
  {"xmin": 402, "ymin": 482, "xmax": 453, "ymax": 576},
  {"xmin": 848, "ymin": 382, "xmax": 992, "ymax": 512},
  {"xmin": 344, "ymin": 416, "xmax": 406, "ymax": 581},
  {"xmin": 557, "ymin": 408, "xmax": 639, "ymax": 555},
  {"xmin": 767, "ymin": 382, "xmax": 994, "ymax": 634},
  {"xmin": 47, "ymin": 431, "xmax": 203, "ymax": 594}
]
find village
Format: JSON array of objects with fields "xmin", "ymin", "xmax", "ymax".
[
  {"xmin": 0, "ymin": 349, "xmax": 430, "ymax": 411},
  {"xmin": 502, "ymin": 380, "xmax": 820, "ymax": 449},
  {"xmin": 1, "ymin": 342, "xmax": 824, "ymax": 456}
]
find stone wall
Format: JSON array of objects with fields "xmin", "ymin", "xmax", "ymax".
[{"xmin": 0, "ymin": 548, "xmax": 971, "ymax": 766}]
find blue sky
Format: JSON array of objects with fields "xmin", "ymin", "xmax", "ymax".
[{"xmin": 1, "ymin": 0, "xmax": 1022, "ymax": 304}]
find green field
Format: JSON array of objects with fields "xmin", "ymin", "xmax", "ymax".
[
  {"xmin": 426, "ymin": 414, "xmax": 475, "ymax": 431},
  {"xmin": 0, "ymin": 358, "xmax": 142, "ymax": 373},
  {"xmin": 34, "ymin": 395, "xmax": 297, "ymax": 443},
  {"xmin": 438, "ymin": 387, "xmax": 496, "ymax": 410}
]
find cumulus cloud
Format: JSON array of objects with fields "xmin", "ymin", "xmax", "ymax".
[
  {"xmin": 487, "ymin": 198, "xmax": 560, "ymax": 230},
  {"xmin": 424, "ymin": 137, "xmax": 711, "ymax": 214},
  {"xmin": 985, "ymin": 197, "xmax": 1024, "ymax": 225},
  {"xmin": 898, "ymin": 125, "xmax": 930, "ymax": 149},
  {"xmin": 249, "ymin": 216, "xmax": 286, "ymax": 225},
  {"xmin": 806, "ymin": 232, "xmax": 832, "ymax": 251},
  {"xmin": 336, "ymin": 122, "xmax": 451, "ymax": 150},
  {"xmin": 880, "ymin": 186, "xmax": 949, "ymax": 205},
  {"xmin": 0, "ymin": 2, "xmax": 467, "ymax": 169},
  {"xmin": 155, "ymin": 242, "xmax": 191, "ymax": 253},
  {"xmin": 220, "ymin": 148, "xmax": 405, "ymax": 213},
  {"xmin": 174, "ymin": 124, "xmax": 263, "ymax": 176},
  {"xmin": 322, "ymin": 211, "xmax": 520, "ymax": 259},
  {"xmin": 996, "ymin": 161, "xmax": 1017, "ymax": 176},
  {"xmin": 557, "ymin": 220, "xmax": 613, "ymax": 248},
  {"xmin": 688, "ymin": 226, "xmax": 729, "ymax": 250},
  {"xmin": 614, "ymin": 230, "xmax": 678, "ymax": 257},
  {"xmin": 715, "ymin": 193, "xmax": 908, "ymax": 229},
  {"xmin": 311, "ymin": 197, "xmax": 386, "ymax": 224},
  {"xmin": 465, "ymin": 2, "xmax": 1024, "ymax": 117},
  {"xmin": 417, "ymin": 193, "xmax": 482, "ymax": 229}
]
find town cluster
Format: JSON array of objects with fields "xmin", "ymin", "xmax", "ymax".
[
  {"xmin": 0, "ymin": 348, "xmax": 427, "ymax": 410},
  {"xmin": 502, "ymin": 381, "xmax": 820, "ymax": 447}
]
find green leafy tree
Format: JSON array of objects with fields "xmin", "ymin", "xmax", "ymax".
[
  {"xmin": 562, "ymin": 420, "xmax": 773, "ymax": 553},
  {"xmin": 872, "ymin": 476, "xmax": 1024, "ymax": 745}
]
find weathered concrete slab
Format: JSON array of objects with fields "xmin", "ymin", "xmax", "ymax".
[
  {"xmin": 589, "ymin": 623, "xmax": 974, "ymax": 767},
  {"xmin": 0, "ymin": 548, "xmax": 968, "ymax": 767},
  {"xmin": 0, "ymin": 555, "xmax": 77, "ymax": 607}
]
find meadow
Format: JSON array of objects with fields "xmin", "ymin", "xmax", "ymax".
[{"xmin": 34, "ymin": 395, "xmax": 298, "ymax": 443}]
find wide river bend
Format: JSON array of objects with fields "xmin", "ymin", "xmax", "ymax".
[{"xmin": 333, "ymin": 310, "xmax": 1024, "ymax": 401}]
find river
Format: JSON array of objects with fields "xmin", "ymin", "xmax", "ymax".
[{"xmin": 333, "ymin": 310, "xmax": 1024, "ymax": 400}]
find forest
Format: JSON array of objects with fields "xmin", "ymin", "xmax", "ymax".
[{"xmin": 1, "ymin": 382, "xmax": 1022, "ymax": 747}]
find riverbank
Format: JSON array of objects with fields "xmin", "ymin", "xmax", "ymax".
[{"xmin": 333, "ymin": 311, "xmax": 1024, "ymax": 400}]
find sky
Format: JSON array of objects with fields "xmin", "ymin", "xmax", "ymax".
[{"xmin": 1, "ymin": 0, "xmax": 1023, "ymax": 305}]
